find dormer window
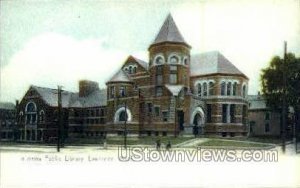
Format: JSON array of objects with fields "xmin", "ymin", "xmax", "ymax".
[
  {"xmin": 133, "ymin": 67, "xmax": 137, "ymax": 74},
  {"xmin": 129, "ymin": 66, "xmax": 132, "ymax": 74}
]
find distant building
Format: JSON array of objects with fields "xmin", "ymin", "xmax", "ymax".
[
  {"xmin": 248, "ymin": 94, "xmax": 281, "ymax": 136},
  {"xmin": 0, "ymin": 102, "xmax": 16, "ymax": 141},
  {"xmin": 16, "ymin": 80, "xmax": 106, "ymax": 143}
]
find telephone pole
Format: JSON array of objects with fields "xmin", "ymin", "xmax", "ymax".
[
  {"xmin": 57, "ymin": 85, "xmax": 63, "ymax": 152},
  {"xmin": 282, "ymin": 41, "xmax": 287, "ymax": 153}
]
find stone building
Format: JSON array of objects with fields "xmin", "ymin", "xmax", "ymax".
[
  {"xmin": 106, "ymin": 14, "xmax": 249, "ymax": 137},
  {"xmin": 0, "ymin": 102, "xmax": 16, "ymax": 141},
  {"xmin": 16, "ymin": 80, "xmax": 106, "ymax": 142},
  {"xmin": 16, "ymin": 14, "xmax": 249, "ymax": 142}
]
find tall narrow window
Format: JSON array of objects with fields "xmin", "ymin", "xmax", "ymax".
[
  {"xmin": 242, "ymin": 105, "xmax": 247, "ymax": 125},
  {"xmin": 119, "ymin": 86, "xmax": 126, "ymax": 97},
  {"xmin": 230, "ymin": 104, "xmax": 235, "ymax": 123},
  {"xmin": 154, "ymin": 106, "xmax": 160, "ymax": 116},
  {"xmin": 156, "ymin": 75, "xmax": 163, "ymax": 85},
  {"xmin": 221, "ymin": 82, "xmax": 226, "ymax": 96},
  {"xmin": 242, "ymin": 85, "xmax": 247, "ymax": 98},
  {"xmin": 222, "ymin": 104, "xmax": 228, "ymax": 123},
  {"xmin": 203, "ymin": 82, "xmax": 208, "ymax": 96},
  {"xmin": 155, "ymin": 87, "xmax": 163, "ymax": 96},
  {"xmin": 265, "ymin": 123, "xmax": 270, "ymax": 132},
  {"xmin": 233, "ymin": 82, "xmax": 237, "ymax": 96},
  {"xmin": 162, "ymin": 111, "xmax": 169, "ymax": 122},
  {"xmin": 227, "ymin": 82, "xmax": 232, "ymax": 96},
  {"xmin": 129, "ymin": 66, "xmax": 132, "ymax": 74},
  {"xmin": 147, "ymin": 103, "xmax": 153, "ymax": 113},
  {"xmin": 197, "ymin": 83, "xmax": 202, "ymax": 97},
  {"xmin": 110, "ymin": 86, "xmax": 115, "ymax": 98},
  {"xmin": 133, "ymin": 67, "xmax": 137, "ymax": 74},
  {"xmin": 25, "ymin": 102, "xmax": 37, "ymax": 124},
  {"xmin": 209, "ymin": 82, "xmax": 214, "ymax": 96},
  {"xmin": 39, "ymin": 110, "xmax": 45, "ymax": 123},
  {"xmin": 206, "ymin": 104, "xmax": 212, "ymax": 123},
  {"xmin": 169, "ymin": 74, "xmax": 177, "ymax": 84}
]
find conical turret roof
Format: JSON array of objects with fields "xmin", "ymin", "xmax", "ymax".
[{"xmin": 151, "ymin": 14, "xmax": 189, "ymax": 47}]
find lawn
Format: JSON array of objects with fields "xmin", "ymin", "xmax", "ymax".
[{"xmin": 198, "ymin": 139, "xmax": 272, "ymax": 148}]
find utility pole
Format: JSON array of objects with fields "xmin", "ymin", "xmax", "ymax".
[
  {"xmin": 124, "ymin": 101, "xmax": 127, "ymax": 149},
  {"xmin": 57, "ymin": 85, "xmax": 63, "ymax": 152},
  {"xmin": 282, "ymin": 41, "xmax": 287, "ymax": 153}
]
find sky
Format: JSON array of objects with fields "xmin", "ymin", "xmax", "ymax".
[{"xmin": 0, "ymin": 0, "xmax": 300, "ymax": 102}]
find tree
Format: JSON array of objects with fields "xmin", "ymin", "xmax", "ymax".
[{"xmin": 261, "ymin": 53, "xmax": 300, "ymax": 136}]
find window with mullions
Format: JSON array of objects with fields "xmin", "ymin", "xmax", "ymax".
[
  {"xmin": 203, "ymin": 82, "xmax": 208, "ymax": 96},
  {"xmin": 227, "ymin": 82, "xmax": 232, "ymax": 96},
  {"xmin": 154, "ymin": 106, "xmax": 160, "ymax": 116},
  {"xmin": 209, "ymin": 82, "xmax": 215, "ymax": 95},
  {"xmin": 119, "ymin": 86, "xmax": 126, "ymax": 97},
  {"xmin": 169, "ymin": 74, "xmax": 177, "ymax": 84},
  {"xmin": 197, "ymin": 83, "xmax": 202, "ymax": 97}
]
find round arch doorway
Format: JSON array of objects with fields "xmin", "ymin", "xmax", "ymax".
[{"xmin": 190, "ymin": 107, "xmax": 205, "ymax": 135}]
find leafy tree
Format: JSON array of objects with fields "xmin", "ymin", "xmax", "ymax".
[{"xmin": 261, "ymin": 53, "xmax": 300, "ymax": 134}]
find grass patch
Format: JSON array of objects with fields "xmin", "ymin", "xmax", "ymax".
[{"xmin": 198, "ymin": 139, "xmax": 271, "ymax": 148}]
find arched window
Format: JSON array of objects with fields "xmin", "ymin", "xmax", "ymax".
[
  {"xmin": 114, "ymin": 107, "xmax": 132, "ymax": 122},
  {"xmin": 183, "ymin": 57, "xmax": 188, "ymax": 65},
  {"xmin": 39, "ymin": 110, "xmax": 45, "ymax": 123},
  {"xmin": 25, "ymin": 102, "xmax": 37, "ymax": 124},
  {"xmin": 197, "ymin": 83, "xmax": 202, "ymax": 97},
  {"xmin": 124, "ymin": 67, "xmax": 128, "ymax": 73},
  {"xmin": 169, "ymin": 56, "xmax": 179, "ymax": 64},
  {"xmin": 233, "ymin": 82, "xmax": 237, "ymax": 96},
  {"xmin": 242, "ymin": 85, "xmax": 247, "ymax": 98},
  {"xmin": 203, "ymin": 82, "xmax": 208, "ymax": 96},
  {"xmin": 227, "ymin": 82, "xmax": 232, "ymax": 96},
  {"xmin": 155, "ymin": 56, "xmax": 164, "ymax": 65},
  {"xmin": 221, "ymin": 82, "xmax": 226, "ymax": 96},
  {"xmin": 133, "ymin": 67, "xmax": 137, "ymax": 74},
  {"xmin": 128, "ymin": 66, "xmax": 132, "ymax": 74},
  {"xmin": 209, "ymin": 82, "xmax": 214, "ymax": 95},
  {"xmin": 119, "ymin": 111, "xmax": 127, "ymax": 121}
]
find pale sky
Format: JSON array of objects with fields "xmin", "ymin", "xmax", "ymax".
[{"xmin": 1, "ymin": 0, "xmax": 300, "ymax": 102}]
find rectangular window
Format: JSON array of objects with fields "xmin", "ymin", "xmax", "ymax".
[
  {"xmin": 265, "ymin": 123, "xmax": 270, "ymax": 132},
  {"xmin": 154, "ymin": 106, "xmax": 160, "ymax": 116},
  {"xmin": 170, "ymin": 65, "xmax": 177, "ymax": 71},
  {"xmin": 162, "ymin": 111, "xmax": 169, "ymax": 122},
  {"xmin": 169, "ymin": 74, "xmax": 177, "ymax": 84},
  {"xmin": 147, "ymin": 103, "xmax": 153, "ymax": 113},
  {"xmin": 155, "ymin": 86, "xmax": 163, "ymax": 96},
  {"xmin": 110, "ymin": 86, "xmax": 115, "ymax": 98},
  {"xmin": 265, "ymin": 112, "xmax": 270, "ymax": 120},
  {"xmin": 222, "ymin": 104, "xmax": 228, "ymax": 123},
  {"xmin": 230, "ymin": 104, "xmax": 235, "ymax": 123},
  {"xmin": 206, "ymin": 104, "xmax": 212, "ymax": 123},
  {"xmin": 119, "ymin": 86, "xmax": 126, "ymax": 97},
  {"xmin": 156, "ymin": 75, "xmax": 163, "ymax": 85},
  {"xmin": 156, "ymin": 65, "xmax": 163, "ymax": 75}
]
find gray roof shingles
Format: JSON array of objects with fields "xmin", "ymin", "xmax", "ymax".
[
  {"xmin": 107, "ymin": 69, "xmax": 132, "ymax": 83},
  {"xmin": 32, "ymin": 86, "xmax": 107, "ymax": 108},
  {"xmin": 190, "ymin": 51, "xmax": 246, "ymax": 77},
  {"xmin": 151, "ymin": 14, "xmax": 187, "ymax": 46}
]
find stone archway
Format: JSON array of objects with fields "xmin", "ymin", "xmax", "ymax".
[
  {"xmin": 114, "ymin": 107, "xmax": 132, "ymax": 123},
  {"xmin": 190, "ymin": 107, "xmax": 205, "ymax": 134}
]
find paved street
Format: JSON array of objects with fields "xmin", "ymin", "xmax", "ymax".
[{"xmin": 0, "ymin": 143, "xmax": 299, "ymax": 188}]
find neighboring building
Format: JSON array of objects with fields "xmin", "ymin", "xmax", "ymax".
[
  {"xmin": 105, "ymin": 14, "xmax": 249, "ymax": 137},
  {"xmin": 0, "ymin": 102, "xmax": 16, "ymax": 141},
  {"xmin": 248, "ymin": 94, "xmax": 281, "ymax": 136},
  {"xmin": 16, "ymin": 80, "xmax": 107, "ymax": 143}
]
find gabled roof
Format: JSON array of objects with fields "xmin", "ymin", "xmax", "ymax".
[
  {"xmin": 131, "ymin": 56, "xmax": 148, "ymax": 70},
  {"xmin": 32, "ymin": 86, "xmax": 74, "ymax": 108},
  {"xmin": 165, "ymin": 84, "xmax": 184, "ymax": 96},
  {"xmin": 31, "ymin": 85, "xmax": 107, "ymax": 108},
  {"xmin": 107, "ymin": 70, "xmax": 132, "ymax": 83},
  {"xmin": 190, "ymin": 51, "xmax": 247, "ymax": 78},
  {"xmin": 151, "ymin": 14, "xmax": 188, "ymax": 46},
  {"xmin": 69, "ymin": 89, "xmax": 107, "ymax": 108}
]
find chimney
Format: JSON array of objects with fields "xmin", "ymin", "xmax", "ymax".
[{"xmin": 79, "ymin": 80, "xmax": 99, "ymax": 97}]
